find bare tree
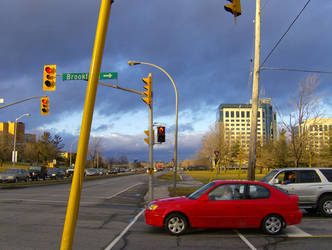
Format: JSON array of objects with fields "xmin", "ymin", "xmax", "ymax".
[
  {"xmin": 88, "ymin": 137, "xmax": 104, "ymax": 168},
  {"xmin": 280, "ymin": 75, "xmax": 323, "ymax": 167}
]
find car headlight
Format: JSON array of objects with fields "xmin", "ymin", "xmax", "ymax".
[{"xmin": 147, "ymin": 203, "xmax": 159, "ymax": 210}]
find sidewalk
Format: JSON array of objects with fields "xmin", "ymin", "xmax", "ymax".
[{"xmin": 145, "ymin": 172, "xmax": 203, "ymax": 202}]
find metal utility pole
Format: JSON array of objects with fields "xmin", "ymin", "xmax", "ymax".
[{"xmin": 248, "ymin": 0, "xmax": 261, "ymax": 181}]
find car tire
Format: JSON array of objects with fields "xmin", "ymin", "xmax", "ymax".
[
  {"xmin": 261, "ymin": 214, "xmax": 284, "ymax": 235},
  {"xmin": 318, "ymin": 196, "xmax": 332, "ymax": 217},
  {"xmin": 164, "ymin": 213, "xmax": 188, "ymax": 235}
]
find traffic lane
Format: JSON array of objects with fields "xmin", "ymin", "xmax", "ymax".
[
  {"xmin": 110, "ymin": 212, "xmax": 332, "ymax": 250},
  {"xmin": 0, "ymin": 175, "xmax": 149, "ymax": 250},
  {"xmin": 111, "ymin": 215, "xmax": 255, "ymax": 250}
]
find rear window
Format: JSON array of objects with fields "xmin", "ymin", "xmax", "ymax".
[{"xmin": 320, "ymin": 169, "xmax": 332, "ymax": 182}]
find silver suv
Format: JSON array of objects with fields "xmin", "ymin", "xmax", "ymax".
[{"xmin": 261, "ymin": 168, "xmax": 332, "ymax": 217}]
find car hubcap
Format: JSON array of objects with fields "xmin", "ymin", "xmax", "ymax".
[
  {"xmin": 265, "ymin": 216, "xmax": 281, "ymax": 233},
  {"xmin": 323, "ymin": 200, "xmax": 332, "ymax": 215},
  {"xmin": 168, "ymin": 217, "xmax": 185, "ymax": 234}
]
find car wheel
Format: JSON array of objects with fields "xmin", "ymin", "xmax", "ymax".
[
  {"xmin": 261, "ymin": 214, "xmax": 284, "ymax": 235},
  {"xmin": 318, "ymin": 196, "xmax": 332, "ymax": 217},
  {"xmin": 164, "ymin": 213, "xmax": 188, "ymax": 235}
]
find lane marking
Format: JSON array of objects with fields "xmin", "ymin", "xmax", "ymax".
[
  {"xmin": 285, "ymin": 225, "xmax": 312, "ymax": 237},
  {"xmin": 104, "ymin": 209, "xmax": 145, "ymax": 250},
  {"xmin": 106, "ymin": 182, "xmax": 143, "ymax": 199},
  {"xmin": 234, "ymin": 230, "xmax": 257, "ymax": 250}
]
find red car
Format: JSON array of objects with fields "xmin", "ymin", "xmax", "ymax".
[{"xmin": 145, "ymin": 180, "xmax": 302, "ymax": 235}]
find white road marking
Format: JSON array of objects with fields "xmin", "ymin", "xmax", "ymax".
[
  {"xmin": 105, "ymin": 182, "xmax": 143, "ymax": 199},
  {"xmin": 104, "ymin": 209, "xmax": 145, "ymax": 250},
  {"xmin": 234, "ymin": 229, "xmax": 257, "ymax": 250},
  {"xmin": 285, "ymin": 225, "xmax": 312, "ymax": 237}
]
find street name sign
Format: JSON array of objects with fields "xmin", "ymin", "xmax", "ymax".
[{"xmin": 62, "ymin": 72, "xmax": 118, "ymax": 81}]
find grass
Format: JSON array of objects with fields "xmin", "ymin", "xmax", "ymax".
[
  {"xmin": 157, "ymin": 171, "xmax": 181, "ymax": 182},
  {"xmin": 165, "ymin": 169, "xmax": 270, "ymax": 197}
]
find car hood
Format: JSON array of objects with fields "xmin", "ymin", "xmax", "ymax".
[{"xmin": 153, "ymin": 196, "xmax": 188, "ymax": 204}]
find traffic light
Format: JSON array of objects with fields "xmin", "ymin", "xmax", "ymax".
[
  {"xmin": 224, "ymin": 0, "xmax": 242, "ymax": 20},
  {"xmin": 142, "ymin": 73, "xmax": 152, "ymax": 106},
  {"xmin": 43, "ymin": 65, "xmax": 56, "ymax": 91},
  {"xmin": 144, "ymin": 129, "xmax": 155, "ymax": 144},
  {"xmin": 41, "ymin": 96, "xmax": 49, "ymax": 115},
  {"xmin": 157, "ymin": 126, "xmax": 165, "ymax": 143}
]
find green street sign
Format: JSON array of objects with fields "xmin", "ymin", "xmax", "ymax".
[{"xmin": 62, "ymin": 72, "xmax": 117, "ymax": 81}]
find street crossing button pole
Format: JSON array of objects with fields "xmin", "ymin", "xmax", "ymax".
[{"xmin": 60, "ymin": 1, "xmax": 113, "ymax": 249}]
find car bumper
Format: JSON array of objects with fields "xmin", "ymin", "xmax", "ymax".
[
  {"xmin": 285, "ymin": 210, "xmax": 302, "ymax": 226},
  {"xmin": 144, "ymin": 209, "xmax": 165, "ymax": 227}
]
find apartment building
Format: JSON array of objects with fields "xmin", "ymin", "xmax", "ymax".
[
  {"xmin": 298, "ymin": 118, "xmax": 332, "ymax": 151},
  {"xmin": 217, "ymin": 98, "xmax": 277, "ymax": 151},
  {"xmin": 0, "ymin": 121, "xmax": 26, "ymax": 145}
]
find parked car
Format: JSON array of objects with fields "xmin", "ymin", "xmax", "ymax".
[
  {"xmin": 108, "ymin": 168, "xmax": 119, "ymax": 175},
  {"xmin": 29, "ymin": 165, "xmax": 47, "ymax": 181},
  {"xmin": 96, "ymin": 168, "xmax": 107, "ymax": 176},
  {"xmin": 145, "ymin": 180, "xmax": 302, "ymax": 235},
  {"xmin": 47, "ymin": 168, "xmax": 65, "ymax": 180},
  {"xmin": 0, "ymin": 168, "xmax": 30, "ymax": 183},
  {"xmin": 85, "ymin": 168, "xmax": 99, "ymax": 176},
  {"xmin": 261, "ymin": 168, "xmax": 332, "ymax": 217},
  {"xmin": 66, "ymin": 166, "xmax": 75, "ymax": 177}
]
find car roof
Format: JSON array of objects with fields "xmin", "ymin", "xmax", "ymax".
[
  {"xmin": 212, "ymin": 180, "xmax": 266, "ymax": 185},
  {"xmin": 272, "ymin": 168, "xmax": 332, "ymax": 171}
]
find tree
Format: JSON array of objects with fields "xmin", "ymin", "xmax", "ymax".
[{"xmin": 279, "ymin": 75, "xmax": 323, "ymax": 167}]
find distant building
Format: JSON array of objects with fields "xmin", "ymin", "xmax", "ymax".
[
  {"xmin": 217, "ymin": 98, "xmax": 277, "ymax": 151},
  {"xmin": 0, "ymin": 121, "xmax": 28, "ymax": 145},
  {"xmin": 297, "ymin": 118, "xmax": 332, "ymax": 152}
]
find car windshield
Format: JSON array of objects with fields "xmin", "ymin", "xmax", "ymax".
[
  {"xmin": 187, "ymin": 182, "xmax": 216, "ymax": 200},
  {"xmin": 4, "ymin": 169, "xmax": 20, "ymax": 174},
  {"xmin": 261, "ymin": 169, "xmax": 279, "ymax": 183}
]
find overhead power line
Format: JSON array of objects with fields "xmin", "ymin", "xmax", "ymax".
[
  {"xmin": 260, "ymin": 0, "xmax": 312, "ymax": 67},
  {"xmin": 260, "ymin": 67, "xmax": 332, "ymax": 74}
]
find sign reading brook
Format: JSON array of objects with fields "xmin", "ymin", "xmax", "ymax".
[{"xmin": 62, "ymin": 72, "xmax": 117, "ymax": 81}]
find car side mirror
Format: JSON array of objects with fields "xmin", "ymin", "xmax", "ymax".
[{"xmin": 274, "ymin": 179, "xmax": 280, "ymax": 184}]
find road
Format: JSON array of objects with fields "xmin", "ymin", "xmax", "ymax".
[
  {"xmin": 0, "ymin": 173, "xmax": 149, "ymax": 250},
  {"xmin": 1, "ymin": 173, "xmax": 332, "ymax": 250}
]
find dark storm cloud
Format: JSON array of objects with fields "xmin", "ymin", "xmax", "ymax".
[{"xmin": 1, "ymin": 0, "xmax": 332, "ymax": 160}]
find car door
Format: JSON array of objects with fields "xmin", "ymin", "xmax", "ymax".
[{"xmin": 194, "ymin": 184, "xmax": 246, "ymax": 228}]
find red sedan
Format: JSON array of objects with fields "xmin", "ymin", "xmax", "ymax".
[{"xmin": 145, "ymin": 180, "xmax": 302, "ymax": 235}]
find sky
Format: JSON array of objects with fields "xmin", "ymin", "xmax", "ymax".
[{"xmin": 1, "ymin": 0, "xmax": 332, "ymax": 162}]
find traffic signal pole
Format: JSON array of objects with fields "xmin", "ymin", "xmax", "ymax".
[
  {"xmin": 148, "ymin": 100, "xmax": 154, "ymax": 202},
  {"xmin": 248, "ymin": 0, "xmax": 261, "ymax": 181},
  {"xmin": 60, "ymin": 1, "xmax": 113, "ymax": 249}
]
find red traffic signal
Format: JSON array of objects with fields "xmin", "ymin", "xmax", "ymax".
[
  {"xmin": 43, "ymin": 65, "xmax": 56, "ymax": 91},
  {"xmin": 157, "ymin": 126, "xmax": 165, "ymax": 143},
  {"xmin": 41, "ymin": 96, "xmax": 49, "ymax": 115}
]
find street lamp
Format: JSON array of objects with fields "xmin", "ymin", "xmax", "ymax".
[
  {"xmin": 128, "ymin": 61, "xmax": 179, "ymax": 190},
  {"xmin": 12, "ymin": 113, "xmax": 31, "ymax": 168}
]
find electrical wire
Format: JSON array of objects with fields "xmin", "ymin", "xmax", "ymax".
[
  {"xmin": 260, "ymin": 0, "xmax": 312, "ymax": 67},
  {"xmin": 260, "ymin": 67, "xmax": 332, "ymax": 74}
]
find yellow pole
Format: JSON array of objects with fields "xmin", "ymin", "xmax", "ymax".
[{"xmin": 60, "ymin": 1, "xmax": 113, "ymax": 249}]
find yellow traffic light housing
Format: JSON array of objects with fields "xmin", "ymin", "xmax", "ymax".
[
  {"xmin": 43, "ymin": 65, "xmax": 56, "ymax": 91},
  {"xmin": 144, "ymin": 129, "xmax": 155, "ymax": 144},
  {"xmin": 41, "ymin": 96, "xmax": 49, "ymax": 115},
  {"xmin": 224, "ymin": 0, "xmax": 241, "ymax": 23},
  {"xmin": 142, "ymin": 73, "xmax": 152, "ymax": 106}
]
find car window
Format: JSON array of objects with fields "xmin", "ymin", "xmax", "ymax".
[
  {"xmin": 188, "ymin": 182, "xmax": 215, "ymax": 200},
  {"xmin": 208, "ymin": 184, "xmax": 246, "ymax": 201},
  {"xmin": 320, "ymin": 169, "xmax": 332, "ymax": 182},
  {"xmin": 297, "ymin": 170, "xmax": 321, "ymax": 183},
  {"xmin": 248, "ymin": 184, "xmax": 270, "ymax": 199}
]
